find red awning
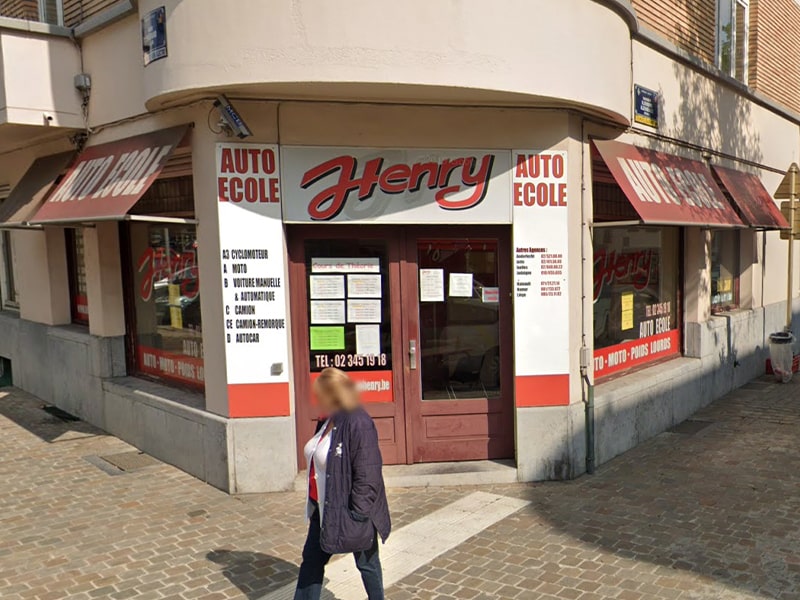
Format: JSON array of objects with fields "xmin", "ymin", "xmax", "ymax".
[
  {"xmin": 712, "ymin": 165, "xmax": 789, "ymax": 230},
  {"xmin": 0, "ymin": 151, "xmax": 74, "ymax": 228},
  {"xmin": 31, "ymin": 125, "xmax": 189, "ymax": 225},
  {"xmin": 593, "ymin": 140, "xmax": 745, "ymax": 228}
]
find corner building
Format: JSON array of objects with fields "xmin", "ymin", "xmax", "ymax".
[{"xmin": 0, "ymin": 0, "xmax": 797, "ymax": 491}]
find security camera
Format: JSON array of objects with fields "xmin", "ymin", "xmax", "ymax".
[{"xmin": 214, "ymin": 94, "xmax": 252, "ymax": 139}]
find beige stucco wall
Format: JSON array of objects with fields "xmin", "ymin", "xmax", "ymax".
[
  {"xmin": 81, "ymin": 15, "xmax": 147, "ymax": 129},
  {"xmin": 135, "ymin": 0, "xmax": 632, "ymax": 124},
  {"xmin": 0, "ymin": 29, "xmax": 82, "ymax": 128}
]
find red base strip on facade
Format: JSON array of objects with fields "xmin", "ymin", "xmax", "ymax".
[
  {"xmin": 228, "ymin": 383, "xmax": 291, "ymax": 418},
  {"xmin": 515, "ymin": 374, "xmax": 569, "ymax": 407}
]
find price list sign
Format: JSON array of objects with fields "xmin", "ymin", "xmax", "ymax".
[
  {"xmin": 511, "ymin": 150, "xmax": 571, "ymax": 405},
  {"xmin": 216, "ymin": 143, "xmax": 290, "ymax": 414}
]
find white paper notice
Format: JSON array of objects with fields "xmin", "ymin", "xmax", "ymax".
[
  {"xmin": 310, "ymin": 300, "xmax": 345, "ymax": 324},
  {"xmin": 347, "ymin": 274, "xmax": 382, "ymax": 298},
  {"xmin": 311, "ymin": 257, "xmax": 380, "ymax": 274},
  {"xmin": 309, "ymin": 275, "xmax": 345, "ymax": 299},
  {"xmin": 355, "ymin": 324, "xmax": 381, "ymax": 356},
  {"xmin": 420, "ymin": 269, "xmax": 444, "ymax": 302},
  {"xmin": 449, "ymin": 273, "xmax": 474, "ymax": 297},
  {"xmin": 347, "ymin": 299, "xmax": 381, "ymax": 323}
]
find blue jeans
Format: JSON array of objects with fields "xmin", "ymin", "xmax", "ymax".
[{"xmin": 294, "ymin": 503, "xmax": 384, "ymax": 600}]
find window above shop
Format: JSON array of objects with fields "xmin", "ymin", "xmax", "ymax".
[{"xmin": 717, "ymin": 0, "xmax": 749, "ymax": 83}]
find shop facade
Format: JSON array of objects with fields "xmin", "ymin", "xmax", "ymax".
[{"xmin": 0, "ymin": 0, "xmax": 799, "ymax": 492}]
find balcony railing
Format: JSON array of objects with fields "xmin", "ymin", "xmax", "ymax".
[{"xmin": 0, "ymin": 0, "xmax": 63, "ymax": 26}]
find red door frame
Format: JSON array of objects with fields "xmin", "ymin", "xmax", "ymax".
[{"xmin": 288, "ymin": 225, "xmax": 409, "ymax": 466}]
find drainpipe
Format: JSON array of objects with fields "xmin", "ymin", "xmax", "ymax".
[
  {"xmin": 580, "ymin": 116, "xmax": 596, "ymax": 475},
  {"xmin": 787, "ymin": 165, "xmax": 798, "ymax": 331},
  {"xmin": 582, "ymin": 371, "xmax": 595, "ymax": 474}
]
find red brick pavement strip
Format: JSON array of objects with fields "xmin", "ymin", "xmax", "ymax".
[{"xmin": 2, "ymin": 376, "xmax": 800, "ymax": 599}]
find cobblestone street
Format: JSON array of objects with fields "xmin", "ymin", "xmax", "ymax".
[{"xmin": 1, "ymin": 376, "xmax": 799, "ymax": 600}]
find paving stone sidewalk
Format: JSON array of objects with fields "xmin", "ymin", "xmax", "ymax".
[{"xmin": 1, "ymin": 376, "xmax": 799, "ymax": 600}]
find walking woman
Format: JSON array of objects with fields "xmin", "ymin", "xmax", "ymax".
[{"xmin": 294, "ymin": 367, "xmax": 391, "ymax": 600}]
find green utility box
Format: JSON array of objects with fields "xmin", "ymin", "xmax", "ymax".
[{"xmin": 0, "ymin": 357, "xmax": 12, "ymax": 387}]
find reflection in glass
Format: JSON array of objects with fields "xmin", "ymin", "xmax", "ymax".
[
  {"xmin": 130, "ymin": 223, "xmax": 203, "ymax": 388},
  {"xmin": 418, "ymin": 239, "xmax": 500, "ymax": 400}
]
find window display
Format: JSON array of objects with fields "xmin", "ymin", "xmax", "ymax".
[
  {"xmin": 711, "ymin": 230, "xmax": 740, "ymax": 313},
  {"xmin": 66, "ymin": 229, "xmax": 89, "ymax": 325},
  {"xmin": 593, "ymin": 226, "xmax": 680, "ymax": 378},
  {"xmin": 129, "ymin": 223, "xmax": 203, "ymax": 389}
]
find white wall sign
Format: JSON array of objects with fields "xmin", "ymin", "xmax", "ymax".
[
  {"xmin": 512, "ymin": 151, "xmax": 570, "ymax": 401},
  {"xmin": 281, "ymin": 146, "xmax": 512, "ymax": 224},
  {"xmin": 216, "ymin": 143, "xmax": 290, "ymax": 393},
  {"xmin": 309, "ymin": 275, "xmax": 345, "ymax": 299},
  {"xmin": 419, "ymin": 268, "xmax": 445, "ymax": 302}
]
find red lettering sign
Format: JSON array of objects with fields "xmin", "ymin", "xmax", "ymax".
[
  {"xmin": 138, "ymin": 345, "xmax": 204, "ymax": 388},
  {"xmin": 593, "ymin": 248, "xmax": 656, "ymax": 300},
  {"xmin": 300, "ymin": 154, "xmax": 495, "ymax": 220},
  {"xmin": 217, "ymin": 146, "xmax": 281, "ymax": 204},
  {"xmin": 594, "ymin": 330, "xmax": 679, "ymax": 378},
  {"xmin": 32, "ymin": 126, "xmax": 188, "ymax": 224}
]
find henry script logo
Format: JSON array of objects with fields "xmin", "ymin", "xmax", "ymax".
[{"xmin": 300, "ymin": 154, "xmax": 495, "ymax": 220}]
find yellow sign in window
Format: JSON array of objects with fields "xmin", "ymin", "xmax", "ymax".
[{"xmin": 621, "ymin": 293, "xmax": 634, "ymax": 331}]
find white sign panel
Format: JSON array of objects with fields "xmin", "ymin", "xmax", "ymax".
[
  {"xmin": 347, "ymin": 299, "xmax": 382, "ymax": 323},
  {"xmin": 449, "ymin": 273, "xmax": 474, "ymax": 297},
  {"xmin": 512, "ymin": 151, "xmax": 570, "ymax": 383},
  {"xmin": 216, "ymin": 143, "xmax": 289, "ymax": 390},
  {"xmin": 311, "ymin": 257, "xmax": 380, "ymax": 273},
  {"xmin": 347, "ymin": 274, "xmax": 382, "ymax": 298},
  {"xmin": 310, "ymin": 300, "xmax": 346, "ymax": 324},
  {"xmin": 281, "ymin": 146, "xmax": 512, "ymax": 224},
  {"xmin": 419, "ymin": 269, "xmax": 445, "ymax": 302},
  {"xmin": 309, "ymin": 275, "xmax": 345, "ymax": 299},
  {"xmin": 355, "ymin": 324, "xmax": 381, "ymax": 356}
]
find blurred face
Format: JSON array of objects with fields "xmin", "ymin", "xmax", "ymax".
[{"xmin": 314, "ymin": 387, "xmax": 338, "ymax": 415}]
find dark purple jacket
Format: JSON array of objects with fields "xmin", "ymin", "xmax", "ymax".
[{"xmin": 318, "ymin": 407, "xmax": 391, "ymax": 554}]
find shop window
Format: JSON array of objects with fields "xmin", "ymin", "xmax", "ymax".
[
  {"xmin": 710, "ymin": 230, "xmax": 740, "ymax": 313},
  {"xmin": 593, "ymin": 226, "xmax": 681, "ymax": 379},
  {"xmin": 0, "ymin": 230, "xmax": 18, "ymax": 309},
  {"xmin": 717, "ymin": 0, "xmax": 749, "ymax": 82},
  {"xmin": 127, "ymin": 222, "xmax": 203, "ymax": 389},
  {"xmin": 65, "ymin": 228, "xmax": 89, "ymax": 325},
  {"xmin": 417, "ymin": 240, "xmax": 500, "ymax": 400}
]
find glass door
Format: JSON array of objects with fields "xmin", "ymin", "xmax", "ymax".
[
  {"xmin": 402, "ymin": 228, "xmax": 514, "ymax": 463},
  {"xmin": 289, "ymin": 227, "xmax": 408, "ymax": 465}
]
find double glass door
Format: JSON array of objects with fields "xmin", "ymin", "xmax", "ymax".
[{"xmin": 289, "ymin": 226, "xmax": 513, "ymax": 465}]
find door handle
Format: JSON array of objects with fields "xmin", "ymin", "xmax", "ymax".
[{"xmin": 409, "ymin": 340, "xmax": 417, "ymax": 370}]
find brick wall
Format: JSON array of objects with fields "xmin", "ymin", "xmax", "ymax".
[
  {"xmin": 0, "ymin": 0, "xmax": 39, "ymax": 21},
  {"xmin": 749, "ymin": 0, "xmax": 800, "ymax": 114},
  {"xmin": 631, "ymin": 0, "xmax": 717, "ymax": 65}
]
